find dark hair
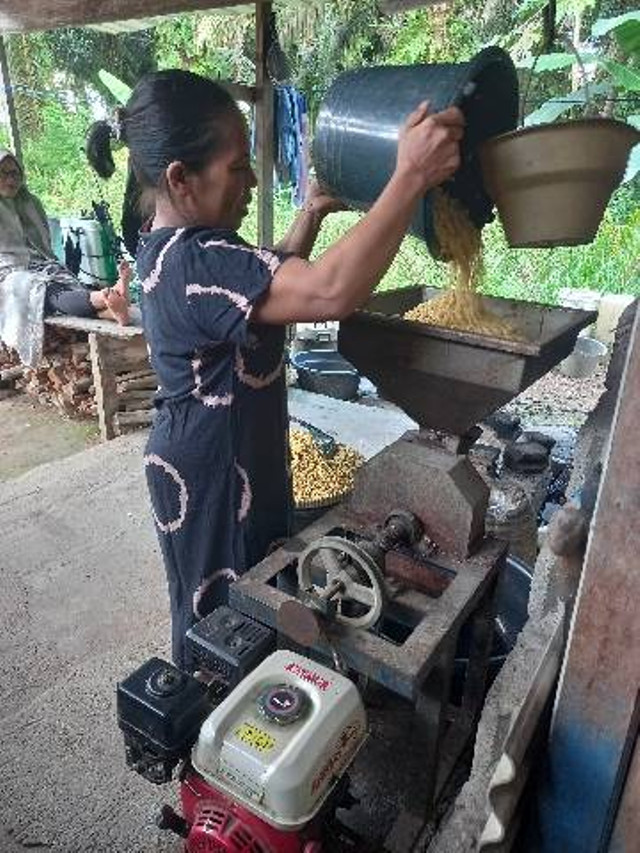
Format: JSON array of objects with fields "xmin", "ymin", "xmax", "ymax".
[{"xmin": 86, "ymin": 70, "xmax": 239, "ymax": 191}]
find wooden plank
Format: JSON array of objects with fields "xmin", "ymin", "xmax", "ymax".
[
  {"xmin": 532, "ymin": 310, "xmax": 640, "ymax": 852},
  {"xmin": 100, "ymin": 336, "xmax": 149, "ymax": 367},
  {"xmin": 45, "ymin": 315, "xmax": 143, "ymax": 339},
  {"xmin": 117, "ymin": 374, "xmax": 157, "ymax": 392},
  {"xmin": 0, "ymin": 35, "xmax": 21, "ymax": 162},
  {"xmin": 255, "ymin": 0, "xmax": 274, "ymax": 247},
  {"xmin": 0, "ymin": 1, "xmax": 259, "ymax": 34},
  {"xmin": 0, "ymin": 365, "xmax": 24, "ymax": 384},
  {"xmin": 89, "ymin": 333, "xmax": 119, "ymax": 441},
  {"xmin": 115, "ymin": 409, "xmax": 154, "ymax": 430}
]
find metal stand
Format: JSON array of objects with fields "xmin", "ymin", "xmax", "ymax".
[{"xmin": 230, "ymin": 489, "xmax": 504, "ymax": 847}]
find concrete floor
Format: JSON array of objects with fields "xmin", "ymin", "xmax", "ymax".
[
  {"xmin": 0, "ymin": 394, "xmax": 98, "ymax": 482},
  {"xmin": 0, "ymin": 431, "xmax": 184, "ymax": 853},
  {"xmin": 0, "ymin": 392, "xmax": 414, "ymax": 853}
]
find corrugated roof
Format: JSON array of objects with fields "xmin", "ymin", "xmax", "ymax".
[
  {"xmin": 0, "ymin": 1, "xmax": 259, "ymax": 35},
  {"xmin": 86, "ymin": 4, "xmax": 255, "ymax": 34}
]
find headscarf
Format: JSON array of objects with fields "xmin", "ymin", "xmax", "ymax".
[{"xmin": 0, "ymin": 149, "xmax": 52, "ymax": 266}]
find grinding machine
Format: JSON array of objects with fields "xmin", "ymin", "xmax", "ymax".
[
  {"xmin": 226, "ymin": 290, "xmax": 596, "ymax": 843},
  {"xmin": 116, "ymin": 292, "xmax": 594, "ymax": 852}
]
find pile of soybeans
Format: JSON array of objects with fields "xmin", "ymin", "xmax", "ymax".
[{"xmin": 289, "ymin": 428, "xmax": 364, "ymax": 507}]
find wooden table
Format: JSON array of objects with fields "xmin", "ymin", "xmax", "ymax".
[{"xmin": 45, "ymin": 315, "xmax": 151, "ymax": 441}]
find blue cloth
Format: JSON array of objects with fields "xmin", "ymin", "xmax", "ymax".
[
  {"xmin": 275, "ymin": 86, "xmax": 309, "ymax": 206},
  {"xmin": 137, "ymin": 227, "xmax": 292, "ymax": 668}
]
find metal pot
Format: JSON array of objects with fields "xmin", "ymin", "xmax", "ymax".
[
  {"xmin": 291, "ymin": 349, "xmax": 360, "ymax": 400},
  {"xmin": 479, "ymin": 118, "xmax": 640, "ymax": 248}
]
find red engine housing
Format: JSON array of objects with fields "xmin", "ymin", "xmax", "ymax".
[{"xmin": 180, "ymin": 767, "xmax": 323, "ymax": 853}]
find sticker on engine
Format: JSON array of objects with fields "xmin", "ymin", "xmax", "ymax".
[
  {"xmin": 311, "ymin": 722, "xmax": 364, "ymax": 795},
  {"xmin": 284, "ymin": 661, "xmax": 333, "ymax": 691},
  {"xmin": 234, "ymin": 722, "xmax": 277, "ymax": 753}
]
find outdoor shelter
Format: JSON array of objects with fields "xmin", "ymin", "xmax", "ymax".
[{"xmin": 1, "ymin": 3, "xmax": 639, "ymax": 850}]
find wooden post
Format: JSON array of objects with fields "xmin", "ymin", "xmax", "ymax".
[
  {"xmin": 89, "ymin": 333, "xmax": 119, "ymax": 441},
  {"xmin": 0, "ymin": 35, "xmax": 22, "ymax": 163},
  {"xmin": 255, "ymin": 0, "xmax": 274, "ymax": 247},
  {"xmin": 532, "ymin": 310, "xmax": 640, "ymax": 852}
]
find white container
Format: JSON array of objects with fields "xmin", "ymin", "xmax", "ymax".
[
  {"xmin": 558, "ymin": 336, "xmax": 608, "ymax": 379},
  {"xmin": 595, "ymin": 294, "xmax": 636, "ymax": 346},
  {"xmin": 557, "ymin": 288, "xmax": 601, "ymax": 312},
  {"xmin": 191, "ymin": 650, "xmax": 367, "ymax": 830},
  {"xmin": 59, "ymin": 217, "xmax": 116, "ymax": 287}
]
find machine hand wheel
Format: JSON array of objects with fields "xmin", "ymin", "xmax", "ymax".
[{"xmin": 297, "ymin": 536, "xmax": 385, "ymax": 630}]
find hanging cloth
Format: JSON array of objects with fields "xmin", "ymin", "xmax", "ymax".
[{"xmin": 274, "ymin": 86, "xmax": 309, "ymax": 207}]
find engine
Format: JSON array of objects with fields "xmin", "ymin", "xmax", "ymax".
[{"xmin": 117, "ymin": 607, "xmax": 366, "ymax": 853}]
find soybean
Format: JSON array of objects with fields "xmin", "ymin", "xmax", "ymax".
[{"xmin": 289, "ymin": 429, "xmax": 364, "ymax": 506}]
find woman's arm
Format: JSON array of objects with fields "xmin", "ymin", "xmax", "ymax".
[
  {"xmin": 252, "ymin": 102, "xmax": 464, "ymax": 325},
  {"xmin": 274, "ymin": 207, "xmax": 325, "ymax": 260},
  {"xmin": 274, "ymin": 183, "xmax": 345, "ymax": 260}
]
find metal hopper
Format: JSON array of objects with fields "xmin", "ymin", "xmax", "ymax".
[{"xmin": 339, "ymin": 287, "xmax": 597, "ymax": 435}]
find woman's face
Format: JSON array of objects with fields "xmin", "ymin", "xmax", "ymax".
[
  {"xmin": 186, "ymin": 111, "xmax": 257, "ymax": 230},
  {"xmin": 0, "ymin": 157, "xmax": 23, "ymax": 199}
]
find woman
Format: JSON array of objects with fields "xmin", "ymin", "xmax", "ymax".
[
  {"xmin": 86, "ymin": 70, "xmax": 463, "ymax": 669},
  {"xmin": 0, "ymin": 148, "xmax": 131, "ymax": 365}
]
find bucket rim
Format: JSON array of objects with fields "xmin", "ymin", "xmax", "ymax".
[{"xmin": 481, "ymin": 116, "xmax": 640, "ymax": 151}]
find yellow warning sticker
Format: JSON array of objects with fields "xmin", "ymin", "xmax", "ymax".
[{"xmin": 234, "ymin": 722, "xmax": 277, "ymax": 753}]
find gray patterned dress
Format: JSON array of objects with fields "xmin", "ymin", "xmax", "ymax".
[{"xmin": 137, "ymin": 226, "xmax": 292, "ymax": 668}]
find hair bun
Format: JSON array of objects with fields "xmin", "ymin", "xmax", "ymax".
[{"xmin": 86, "ymin": 119, "xmax": 116, "ymax": 179}]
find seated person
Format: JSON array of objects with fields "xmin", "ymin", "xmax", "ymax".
[{"xmin": 0, "ymin": 148, "xmax": 132, "ymax": 364}]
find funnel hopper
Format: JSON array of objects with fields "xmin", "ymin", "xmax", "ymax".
[{"xmin": 339, "ymin": 287, "xmax": 596, "ymax": 435}]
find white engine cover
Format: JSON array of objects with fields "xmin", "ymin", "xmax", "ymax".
[{"xmin": 191, "ymin": 650, "xmax": 366, "ymax": 830}]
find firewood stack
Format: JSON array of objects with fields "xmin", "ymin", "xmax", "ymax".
[
  {"xmin": 9, "ymin": 327, "xmax": 97, "ymax": 418},
  {"xmin": 114, "ymin": 368, "xmax": 157, "ymax": 434}
]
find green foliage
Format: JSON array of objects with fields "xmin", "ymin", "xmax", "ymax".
[
  {"xmin": 45, "ymin": 28, "xmax": 156, "ymax": 98},
  {"xmin": 154, "ymin": 12, "xmax": 254, "ymax": 83},
  {"xmin": 592, "ymin": 10, "xmax": 640, "ymax": 52},
  {"xmin": 98, "ymin": 70, "xmax": 132, "ymax": 106},
  {"xmin": 6, "ymin": 33, "xmax": 54, "ymax": 138},
  {"xmin": 382, "ymin": 1, "xmax": 481, "ymax": 66},
  {"xmin": 288, "ymin": 0, "xmax": 386, "ymax": 121}
]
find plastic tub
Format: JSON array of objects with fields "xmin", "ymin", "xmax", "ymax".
[
  {"xmin": 595, "ymin": 294, "xmax": 636, "ymax": 345},
  {"xmin": 291, "ymin": 350, "xmax": 360, "ymax": 400},
  {"xmin": 480, "ymin": 119, "xmax": 640, "ymax": 248},
  {"xmin": 60, "ymin": 217, "xmax": 118, "ymax": 287}
]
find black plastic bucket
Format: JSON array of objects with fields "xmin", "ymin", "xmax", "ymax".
[{"xmin": 313, "ymin": 47, "xmax": 519, "ymax": 258}]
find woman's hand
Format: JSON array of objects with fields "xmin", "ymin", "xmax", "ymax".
[
  {"xmin": 302, "ymin": 179, "xmax": 347, "ymax": 217},
  {"xmin": 394, "ymin": 101, "xmax": 465, "ymax": 196}
]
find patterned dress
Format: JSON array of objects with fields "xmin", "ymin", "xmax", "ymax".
[{"xmin": 137, "ymin": 227, "xmax": 292, "ymax": 668}]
